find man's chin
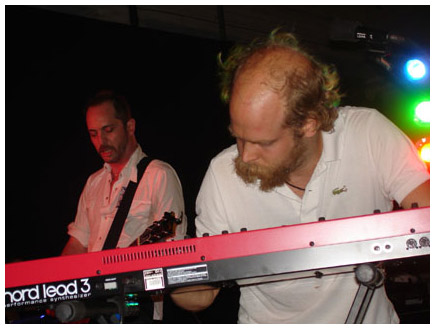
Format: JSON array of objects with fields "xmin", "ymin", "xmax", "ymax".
[
  {"xmin": 258, "ymin": 179, "xmax": 285, "ymax": 192},
  {"xmin": 236, "ymin": 172, "xmax": 283, "ymax": 192},
  {"xmin": 100, "ymin": 153, "xmax": 117, "ymax": 163},
  {"xmin": 234, "ymin": 156, "xmax": 289, "ymax": 191}
]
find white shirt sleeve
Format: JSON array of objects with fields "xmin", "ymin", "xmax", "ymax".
[
  {"xmin": 146, "ymin": 160, "xmax": 187, "ymax": 240},
  {"xmin": 362, "ymin": 109, "xmax": 429, "ymax": 204}
]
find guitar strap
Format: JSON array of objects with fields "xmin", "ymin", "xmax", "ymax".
[{"xmin": 102, "ymin": 156, "xmax": 154, "ymax": 250}]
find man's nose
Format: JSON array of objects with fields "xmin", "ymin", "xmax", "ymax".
[
  {"xmin": 97, "ymin": 131, "xmax": 109, "ymax": 146},
  {"xmin": 240, "ymin": 141, "xmax": 259, "ymax": 163}
]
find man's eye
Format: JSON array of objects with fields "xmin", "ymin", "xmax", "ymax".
[
  {"xmin": 258, "ymin": 140, "xmax": 274, "ymax": 147},
  {"xmin": 104, "ymin": 127, "xmax": 114, "ymax": 133}
]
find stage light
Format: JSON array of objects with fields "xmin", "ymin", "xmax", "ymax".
[
  {"xmin": 414, "ymin": 101, "xmax": 431, "ymax": 124},
  {"xmin": 415, "ymin": 137, "xmax": 430, "ymax": 164},
  {"xmin": 420, "ymin": 143, "xmax": 430, "ymax": 163},
  {"xmin": 404, "ymin": 59, "xmax": 426, "ymax": 81}
]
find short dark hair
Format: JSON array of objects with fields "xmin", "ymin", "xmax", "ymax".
[{"xmin": 85, "ymin": 90, "xmax": 132, "ymax": 125}]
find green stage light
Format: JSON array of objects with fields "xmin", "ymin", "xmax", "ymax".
[{"xmin": 414, "ymin": 101, "xmax": 430, "ymax": 123}]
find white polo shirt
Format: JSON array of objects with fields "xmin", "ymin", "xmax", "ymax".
[{"xmin": 195, "ymin": 106, "xmax": 429, "ymax": 323}]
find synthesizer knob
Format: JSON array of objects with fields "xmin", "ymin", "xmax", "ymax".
[
  {"xmin": 406, "ymin": 238, "xmax": 418, "ymax": 249},
  {"xmin": 419, "ymin": 236, "xmax": 430, "ymax": 247},
  {"xmin": 55, "ymin": 301, "xmax": 86, "ymax": 323}
]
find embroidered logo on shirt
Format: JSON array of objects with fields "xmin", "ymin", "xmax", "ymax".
[{"xmin": 332, "ymin": 186, "xmax": 348, "ymax": 195}]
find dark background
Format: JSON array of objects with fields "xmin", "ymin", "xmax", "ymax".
[
  {"xmin": 6, "ymin": 6, "xmax": 234, "ymax": 261},
  {"xmin": 4, "ymin": 5, "xmax": 430, "ymax": 323}
]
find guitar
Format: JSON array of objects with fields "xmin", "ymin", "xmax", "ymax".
[{"xmin": 129, "ymin": 211, "xmax": 183, "ymax": 247}]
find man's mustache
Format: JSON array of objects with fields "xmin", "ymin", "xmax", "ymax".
[{"xmin": 98, "ymin": 145, "xmax": 115, "ymax": 153}]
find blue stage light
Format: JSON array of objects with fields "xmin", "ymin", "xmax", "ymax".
[{"xmin": 404, "ymin": 59, "xmax": 426, "ymax": 81}]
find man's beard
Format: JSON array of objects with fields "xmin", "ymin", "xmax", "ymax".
[
  {"xmin": 234, "ymin": 136, "xmax": 307, "ymax": 192},
  {"xmin": 98, "ymin": 141, "xmax": 128, "ymax": 164}
]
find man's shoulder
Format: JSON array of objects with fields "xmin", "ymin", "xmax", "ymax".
[
  {"xmin": 147, "ymin": 158, "xmax": 176, "ymax": 173},
  {"xmin": 82, "ymin": 166, "xmax": 107, "ymax": 191},
  {"xmin": 88, "ymin": 166, "xmax": 107, "ymax": 180},
  {"xmin": 138, "ymin": 158, "xmax": 184, "ymax": 183},
  {"xmin": 335, "ymin": 106, "xmax": 387, "ymax": 133},
  {"xmin": 209, "ymin": 144, "xmax": 238, "ymax": 170},
  {"xmin": 338, "ymin": 106, "xmax": 384, "ymax": 123}
]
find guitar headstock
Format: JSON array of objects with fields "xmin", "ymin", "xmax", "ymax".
[{"xmin": 131, "ymin": 211, "xmax": 182, "ymax": 246}]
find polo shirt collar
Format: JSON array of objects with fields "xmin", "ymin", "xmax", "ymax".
[
  {"xmin": 320, "ymin": 111, "xmax": 344, "ymax": 163},
  {"xmin": 274, "ymin": 110, "xmax": 344, "ymax": 196}
]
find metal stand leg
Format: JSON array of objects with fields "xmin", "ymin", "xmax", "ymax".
[{"xmin": 345, "ymin": 263, "xmax": 385, "ymax": 324}]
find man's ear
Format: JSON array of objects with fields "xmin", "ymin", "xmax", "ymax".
[
  {"xmin": 302, "ymin": 117, "xmax": 319, "ymax": 138},
  {"xmin": 127, "ymin": 118, "xmax": 136, "ymax": 135}
]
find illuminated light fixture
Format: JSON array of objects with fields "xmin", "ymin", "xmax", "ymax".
[
  {"xmin": 414, "ymin": 101, "xmax": 431, "ymax": 124},
  {"xmin": 420, "ymin": 143, "xmax": 430, "ymax": 163},
  {"xmin": 404, "ymin": 59, "xmax": 427, "ymax": 81},
  {"xmin": 415, "ymin": 137, "xmax": 430, "ymax": 164}
]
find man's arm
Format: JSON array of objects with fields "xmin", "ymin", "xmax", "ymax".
[
  {"xmin": 170, "ymin": 285, "xmax": 220, "ymax": 312},
  {"xmin": 61, "ymin": 236, "xmax": 87, "ymax": 255},
  {"xmin": 400, "ymin": 180, "xmax": 430, "ymax": 209}
]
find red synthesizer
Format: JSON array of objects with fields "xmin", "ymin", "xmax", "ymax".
[{"xmin": 5, "ymin": 207, "xmax": 430, "ymax": 309}]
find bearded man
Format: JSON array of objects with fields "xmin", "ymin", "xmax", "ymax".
[{"xmin": 171, "ymin": 30, "xmax": 429, "ymax": 323}]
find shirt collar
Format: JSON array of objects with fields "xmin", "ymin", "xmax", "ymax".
[
  {"xmin": 320, "ymin": 108, "xmax": 344, "ymax": 163},
  {"xmin": 103, "ymin": 145, "xmax": 146, "ymax": 183},
  {"xmin": 274, "ymin": 110, "xmax": 344, "ymax": 196}
]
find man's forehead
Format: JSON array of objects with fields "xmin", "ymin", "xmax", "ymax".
[{"xmin": 86, "ymin": 103, "xmax": 120, "ymax": 128}]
